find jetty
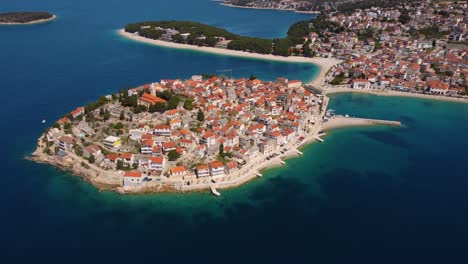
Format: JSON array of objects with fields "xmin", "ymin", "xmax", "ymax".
[
  {"xmin": 279, "ymin": 160, "xmax": 286, "ymax": 165},
  {"xmin": 210, "ymin": 185, "xmax": 221, "ymax": 197},
  {"xmin": 295, "ymin": 149, "xmax": 303, "ymax": 155},
  {"xmin": 314, "ymin": 136, "xmax": 324, "ymax": 142},
  {"xmin": 255, "ymin": 172, "xmax": 262, "ymax": 177}
]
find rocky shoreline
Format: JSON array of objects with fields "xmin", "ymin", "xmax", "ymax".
[{"xmin": 28, "ymin": 113, "xmax": 402, "ymax": 196}]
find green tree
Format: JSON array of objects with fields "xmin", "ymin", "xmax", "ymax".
[
  {"xmin": 273, "ymin": 38, "xmax": 290, "ymax": 56},
  {"xmin": 399, "ymin": 10, "xmax": 410, "ymax": 24},
  {"xmin": 119, "ymin": 110, "xmax": 125, "ymax": 120},
  {"xmin": 183, "ymin": 99, "xmax": 195, "ymax": 110},
  {"xmin": 219, "ymin": 143, "xmax": 224, "ymax": 156},
  {"xmin": 44, "ymin": 147, "xmax": 51, "ymax": 155},
  {"xmin": 74, "ymin": 145, "xmax": 83, "ymax": 157},
  {"xmin": 303, "ymin": 40, "xmax": 314, "ymax": 57},
  {"xmin": 167, "ymin": 96, "xmax": 180, "ymax": 110},
  {"xmin": 88, "ymin": 154, "xmax": 95, "ymax": 164},
  {"xmin": 149, "ymin": 102, "xmax": 167, "ymax": 113},
  {"xmin": 330, "ymin": 77, "xmax": 345, "ymax": 85},
  {"xmin": 103, "ymin": 109, "xmax": 110, "ymax": 120},
  {"xmin": 168, "ymin": 150, "xmax": 180, "ymax": 161},
  {"xmin": 113, "ymin": 122, "xmax": 124, "ymax": 130},
  {"xmin": 116, "ymin": 159, "xmax": 124, "ymax": 169},
  {"xmin": 197, "ymin": 110, "xmax": 205, "ymax": 122},
  {"xmin": 64, "ymin": 122, "xmax": 72, "ymax": 130}
]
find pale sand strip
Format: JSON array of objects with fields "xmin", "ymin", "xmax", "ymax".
[
  {"xmin": 219, "ymin": 3, "xmax": 320, "ymax": 14},
  {"xmin": 118, "ymin": 29, "xmax": 342, "ymax": 84},
  {"xmin": 0, "ymin": 15, "xmax": 56, "ymax": 25},
  {"xmin": 325, "ymin": 87, "xmax": 468, "ymax": 104},
  {"xmin": 323, "ymin": 117, "xmax": 401, "ymax": 131}
]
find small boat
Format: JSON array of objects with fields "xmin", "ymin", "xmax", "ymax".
[{"xmin": 41, "ymin": 120, "xmax": 46, "ymax": 124}]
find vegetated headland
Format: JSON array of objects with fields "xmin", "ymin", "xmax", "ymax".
[
  {"xmin": 0, "ymin": 12, "xmax": 55, "ymax": 25},
  {"xmin": 28, "ymin": 75, "xmax": 401, "ymax": 196},
  {"xmin": 122, "ymin": 19, "xmax": 326, "ymax": 57}
]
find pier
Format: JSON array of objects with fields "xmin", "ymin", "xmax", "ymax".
[
  {"xmin": 314, "ymin": 136, "xmax": 324, "ymax": 143},
  {"xmin": 323, "ymin": 117, "xmax": 402, "ymax": 131},
  {"xmin": 255, "ymin": 172, "xmax": 262, "ymax": 177},
  {"xmin": 210, "ymin": 185, "xmax": 221, "ymax": 197},
  {"xmin": 279, "ymin": 160, "xmax": 286, "ymax": 165},
  {"xmin": 295, "ymin": 149, "xmax": 303, "ymax": 155}
]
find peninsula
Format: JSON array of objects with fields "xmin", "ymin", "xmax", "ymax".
[
  {"xmin": 29, "ymin": 75, "xmax": 400, "ymax": 195},
  {"xmin": 0, "ymin": 12, "xmax": 55, "ymax": 25},
  {"xmin": 123, "ymin": 20, "xmax": 319, "ymax": 57}
]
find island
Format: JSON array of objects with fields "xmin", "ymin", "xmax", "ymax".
[
  {"xmin": 0, "ymin": 11, "xmax": 55, "ymax": 25},
  {"xmin": 29, "ymin": 75, "xmax": 400, "ymax": 195}
]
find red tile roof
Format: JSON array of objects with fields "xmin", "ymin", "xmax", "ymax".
[
  {"xmin": 140, "ymin": 93, "xmax": 166, "ymax": 105},
  {"xmin": 124, "ymin": 171, "xmax": 142, "ymax": 178},
  {"xmin": 209, "ymin": 161, "xmax": 224, "ymax": 169},
  {"xmin": 150, "ymin": 156, "xmax": 164, "ymax": 164},
  {"xmin": 170, "ymin": 166, "xmax": 187, "ymax": 174}
]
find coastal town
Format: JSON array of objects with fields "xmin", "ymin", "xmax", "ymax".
[
  {"xmin": 31, "ymin": 0, "xmax": 466, "ymax": 195},
  {"xmin": 31, "ymin": 76, "xmax": 400, "ymax": 194},
  {"xmin": 123, "ymin": 0, "xmax": 467, "ymax": 100},
  {"xmin": 222, "ymin": 0, "xmax": 468, "ymax": 97},
  {"xmin": 304, "ymin": 1, "xmax": 467, "ymax": 97}
]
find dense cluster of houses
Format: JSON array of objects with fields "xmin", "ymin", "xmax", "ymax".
[
  {"xmin": 46, "ymin": 76, "xmax": 323, "ymax": 188},
  {"xmin": 300, "ymin": 1, "xmax": 467, "ymax": 95},
  {"xmin": 336, "ymin": 46, "xmax": 466, "ymax": 95}
]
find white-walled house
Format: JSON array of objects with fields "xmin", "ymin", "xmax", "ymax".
[
  {"xmin": 149, "ymin": 156, "xmax": 165, "ymax": 171},
  {"xmin": 352, "ymin": 79, "xmax": 371, "ymax": 89},
  {"xmin": 123, "ymin": 171, "xmax": 143, "ymax": 187},
  {"xmin": 209, "ymin": 161, "xmax": 225, "ymax": 179}
]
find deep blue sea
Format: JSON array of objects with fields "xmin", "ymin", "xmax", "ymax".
[{"xmin": 1, "ymin": 1, "xmax": 468, "ymax": 263}]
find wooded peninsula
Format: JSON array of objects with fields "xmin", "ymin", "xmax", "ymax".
[{"xmin": 124, "ymin": 18, "xmax": 342, "ymax": 57}]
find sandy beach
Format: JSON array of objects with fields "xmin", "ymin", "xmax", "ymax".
[
  {"xmin": 219, "ymin": 3, "xmax": 320, "ymax": 14},
  {"xmin": 323, "ymin": 117, "xmax": 401, "ymax": 130},
  {"xmin": 0, "ymin": 15, "xmax": 56, "ymax": 25},
  {"xmin": 118, "ymin": 29, "xmax": 341, "ymax": 83},
  {"xmin": 325, "ymin": 86, "xmax": 468, "ymax": 104}
]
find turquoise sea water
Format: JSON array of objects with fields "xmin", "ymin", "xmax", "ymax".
[{"xmin": 1, "ymin": 1, "xmax": 468, "ymax": 263}]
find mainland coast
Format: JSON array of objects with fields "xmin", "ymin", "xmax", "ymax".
[{"xmin": 219, "ymin": 3, "xmax": 320, "ymax": 14}]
